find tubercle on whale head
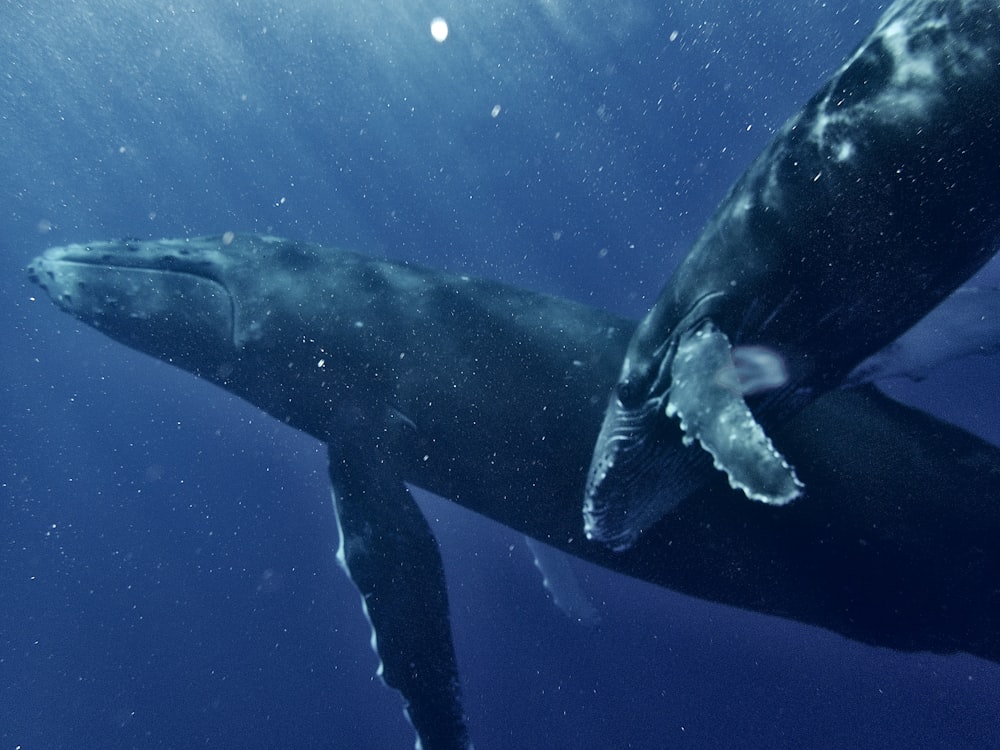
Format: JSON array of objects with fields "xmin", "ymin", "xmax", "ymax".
[
  {"xmin": 26, "ymin": 241, "xmax": 240, "ymax": 368},
  {"xmin": 582, "ymin": 391, "xmax": 657, "ymax": 551},
  {"xmin": 583, "ymin": 304, "xmax": 689, "ymax": 551},
  {"xmin": 583, "ymin": 387, "xmax": 714, "ymax": 551},
  {"xmin": 582, "ymin": 355, "xmax": 696, "ymax": 551}
]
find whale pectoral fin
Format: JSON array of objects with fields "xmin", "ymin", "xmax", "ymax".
[
  {"xmin": 326, "ymin": 442, "xmax": 471, "ymax": 750},
  {"xmin": 846, "ymin": 286, "xmax": 1000, "ymax": 387},
  {"xmin": 667, "ymin": 321, "xmax": 803, "ymax": 505}
]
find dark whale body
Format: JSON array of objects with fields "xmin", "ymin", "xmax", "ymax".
[
  {"xmin": 586, "ymin": 0, "xmax": 1000, "ymax": 550},
  {"xmin": 29, "ymin": 235, "xmax": 1000, "ymax": 749}
]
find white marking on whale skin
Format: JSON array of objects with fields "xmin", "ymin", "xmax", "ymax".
[
  {"xmin": 332, "ymin": 487, "xmax": 386, "ymax": 679},
  {"xmin": 833, "ymin": 141, "xmax": 855, "ymax": 162},
  {"xmin": 810, "ymin": 0, "xmax": 989, "ymax": 159}
]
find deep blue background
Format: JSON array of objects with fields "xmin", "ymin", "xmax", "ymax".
[{"xmin": 2, "ymin": 1, "xmax": 999, "ymax": 748}]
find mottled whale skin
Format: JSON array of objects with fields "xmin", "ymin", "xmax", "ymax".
[
  {"xmin": 28, "ymin": 235, "xmax": 1000, "ymax": 748},
  {"xmin": 586, "ymin": 0, "xmax": 1000, "ymax": 550}
]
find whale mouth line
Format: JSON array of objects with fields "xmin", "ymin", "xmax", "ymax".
[
  {"xmin": 34, "ymin": 257, "xmax": 224, "ymax": 290},
  {"xmin": 31, "ymin": 242, "xmax": 227, "ymax": 286},
  {"xmin": 29, "ymin": 253, "xmax": 233, "ymax": 304}
]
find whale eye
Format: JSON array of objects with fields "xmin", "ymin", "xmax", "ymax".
[{"xmin": 616, "ymin": 376, "xmax": 643, "ymax": 408}]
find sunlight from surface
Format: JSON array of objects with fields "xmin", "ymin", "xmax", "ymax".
[{"xmin": 430, "ymin": 16, "xmax": 449, "ymax": 42}]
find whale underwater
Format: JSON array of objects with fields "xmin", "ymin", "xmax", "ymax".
[
  {"xmin": 28, "ymin": 233, "xmax": 1000, "ymax": 749},
  {"xmin": 585, "ymin": 0, "xmax": 1000, "ymax": 550}
]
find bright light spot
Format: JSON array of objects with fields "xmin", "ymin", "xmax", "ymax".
[
  {"xmin": 835, "ymin": 141, "xmax": 855, "ymax": 161},
  {"xmin": 430, "ymin": 17, "xmax": 449, "ymax": 42},
  {"xmin": 669, "ymin": 30, "xmax": 679, "ymax": 42},
  {"xmin": 221, "ymin": 231, "xmax": 235, "ymax": 245},
  {"xmin": 491, "ymin": 104, "xmax": 502, "ymax": 118}
]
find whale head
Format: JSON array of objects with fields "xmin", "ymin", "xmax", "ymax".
[
  {"xmin": 27, "ymin": 233, "xmax": 395, "ymax": 441},
  {"xmin": 28, "ymin": 235, "xmax": 245, "ymax": 375},
  {"xmin": 584, "ymin": 294, "xmax": 802, "ymax": 551}
]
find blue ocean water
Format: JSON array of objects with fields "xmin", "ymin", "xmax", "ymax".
[{"xmin": 2, "ymin": 1, "xmax": 999, "ymax": 748}]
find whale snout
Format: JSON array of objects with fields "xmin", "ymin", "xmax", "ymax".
[{"xmin": 27, "ymin": 254, "xmax": 78, "ymax": 312}]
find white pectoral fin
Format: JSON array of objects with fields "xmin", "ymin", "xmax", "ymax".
[
  {"xmin": 666, "ymin": 322, "xmax": 803, "ymax": 505},
  {"xmin": 846, "ymin": 286, "xmax": 1000, "ymax": 387}
]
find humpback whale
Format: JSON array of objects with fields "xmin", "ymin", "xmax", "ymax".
[
  {"xmin": 28, "ymin": 234, "xmax": 1000, "ymax": 749},
  {"xmin": 585, "ymin": 0, "xmax": 1000, "ymax": 550}
]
